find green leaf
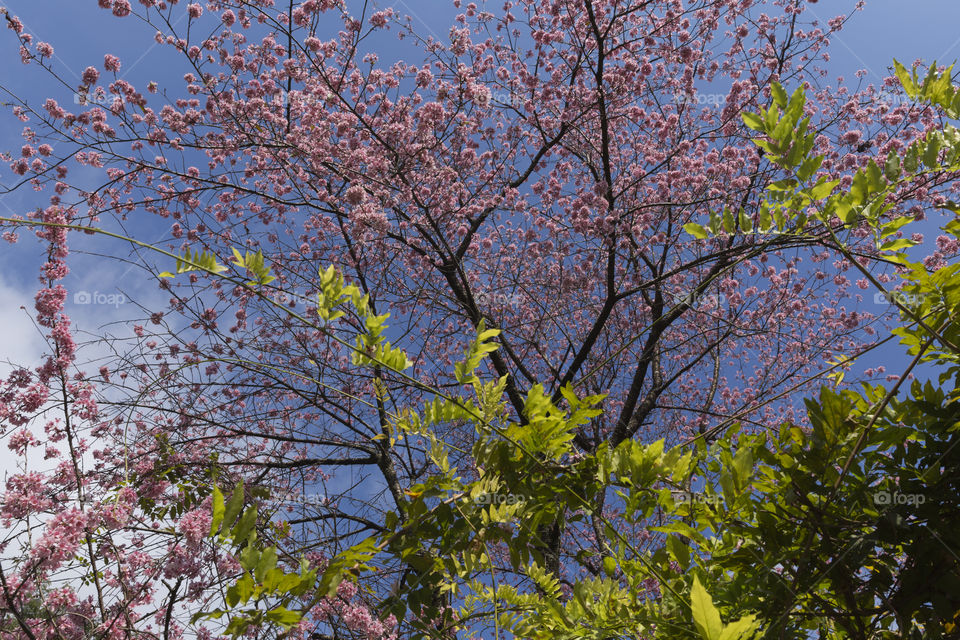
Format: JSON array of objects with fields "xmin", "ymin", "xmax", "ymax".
[
  {"xmin": 809, "ymin": 179, "xmax": 839, "ymax": 201},
  {"xmin": 752, "ymin": 137, "xmax": 779, "ymax": 156},
  {"xmin": 231, "ymin": 506, "xmax": 259, "ymax": 546},
  {"xmin": 796, "ymin": 154, "xmax": 824, "ymax": 182},
  {"xmin": 265, "ymin": 606, "xmax": 302, "ymax": 628},
  {"xmin": 884, "ymin": 149, "xmax": 902, "ymax": 181},
  {"xmin": 732, "ymin": 446, "xmax": 754, "ymax": 491},
  {"xmin": 239, "ymin": 540, "xmax": 260, "ymax": 572},
  {"xmin": 826, "ymin": 198, "xmax": 850, "ymax": 227},
  {"xmin": 866, "ymin": 159, "xmax": 884, "ymax": 191},
  {"xmin": 850, "ymin": 170, "xmax": 868, "ymax": 206},
  {"xmin": 757, "ymin": 204, "xmax": 772, "ymax": 232},
  {"xmin": 772, "ymin": 111, "xmax": 796, "ymax": 146},
  {"xmin": 788, "ymin": 85, "xmax": 806, "ymax": 113},
  {"xmin": 894, "ymin": 59, "xmax": 917, "ymax": 97},
  {"xmin": 222, "ymin": 484, "xmax": 245, "ymax": 534},
  {"xmin": 225, "ymin": 616, "xmax": 251, "ymax": 637},
  {"xmin": 763, "ymin": 103, "xmax": 778, "ymax": 133},
  {"xmin": 722, "ymin": 207, "xmax": 735, "ymax": 233},
  {"xmin": 316, "ymin": 537, "xmax": 380, "ymax": 598},
  {"xmin": 161, "ymin": 247, "xmax": 228, "ymax": 279},
  {"xmin": 719, "ymin": 615, "xmax": 761, "ymax": 640},
  {"xmin": 691, "ymin": 575, "xmax": 724, "ymax": 640},
  {"xmin": 255, "ymin": 546, "xmax": 278, "ymax": 583},
  {"xmin": 230, "ymin": 573, "xmax": 255, "ymax": 606},
  {"xmin": 667, "ymin": 535, "xmax": 691, "ymax": 568},
  {"xmin": 719, "ymin": 469, "xmax": 736, "ymax": 503},
  {"xmin": 879, "ymin": 215, "xmax": 914, "ymax": 240},
  {"xmin": 880, "ymin": 238, "xmax": 917, "ymax": 253},
  {"xmin": 684, "ymin": 223, "xmax": 711, "ymax": 239},
  {"xmin": 905, "ymin": 144, "xmax": 920, "ymax": 173},
  {"xmin": 602, "ymin": 556, "xmax": 617, "ymax": 578},
  {"xmin": 770, "ymin": 83, "xmax": 788, "ymax": 109},
  {"xmin": 191, "ymin": 609, "xmax": 226, "ymax": 624},
  {"xmin": 924, "ymin": 134, "xmax": 942, "ymax": 168},
  {"xmin": 651, "ymin": 521, "xmax": 707, "ymax": 544},
  {"xmin": 767, "ymin": 179, "xmax": 797, "ymax": 192},
  {"xmin": 210, "ymin": 485, "xmax": 225, "ymax": 536},
  {"xmin": 741, "ymin": 111, "xmax": 765, "ymax": 132},
  {"xmin": 454, "ymin": 319, "xmax": 501, "ymax": 384}
]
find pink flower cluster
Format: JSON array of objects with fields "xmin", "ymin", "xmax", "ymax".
[
  {"xmin": 1, "ymin": 471, "xmax": 54, "ymax": 522},
  {"xmin": 31, "ymin": 508, "xmax": 89, "ymax": 571},
  {"xmin": 104, "ymin": 53, "xmax": 121, "ymax": 72},
  {"xmin": 178, "ymin": 507, "xmax": 212, "ymax": 547},
  {"xmin": 307, "ymin": 580, "xmax": 398, "ymax": 639}
]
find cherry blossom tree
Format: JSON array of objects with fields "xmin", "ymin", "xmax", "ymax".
[{"xmin": 1, "ymin": 0, "xmax": 959, "ymax": 637}]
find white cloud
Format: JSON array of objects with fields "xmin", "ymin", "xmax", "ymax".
[{"xmin": 0, "ymin": 276, "xmax": 45, "ymax": 379}]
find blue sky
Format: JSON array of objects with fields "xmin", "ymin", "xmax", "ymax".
[{"xmin": 821, "ymin": 0, "xmax": 960, "ymax": 80}]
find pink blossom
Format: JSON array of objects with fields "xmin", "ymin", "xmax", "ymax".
[
  {"xmin": 104, "ymin": 54, "xmax": 121, "ymax": 72},
  {"xmin": 82, "ymin": 66, "xmax": 100, "ymax": 84},
  {"xmin": 112, "ymin": 0, "xmax": 131, "ymax": 17},
  {"xmin": 177, "ymin": 508, "xmax": 211, "ymax": 547},
  {"xmin": 369, "ymin": 9, "xmax": 392, "ymax": 27},
  {"xmin": 6, "ymin": 15, "xmax": 23, "ymax": 33},
  {"xmin": 164, "ymin": 544, "xmax": 204, "ymax": 579},
  {"xmin": 7, "ymin": 428, "xmax": 39, "ymax": 454},
  {"xmin": 2, "ymin": 472, "xmax": 54, "ymax": 521},
  {"xmin": 35, "ymin": 285, "xmax": 67, "ymax": 325},
  {"xmin": 415, "ymin": 68, "xmax": 433, "ymax": 87},
  {"xmin": 841, "ymin": 130, "xmax": 862, "ymax": 144},
  {"xmin": 345, "ymin": 185, "xmax": 365, "ymax": 205}
]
